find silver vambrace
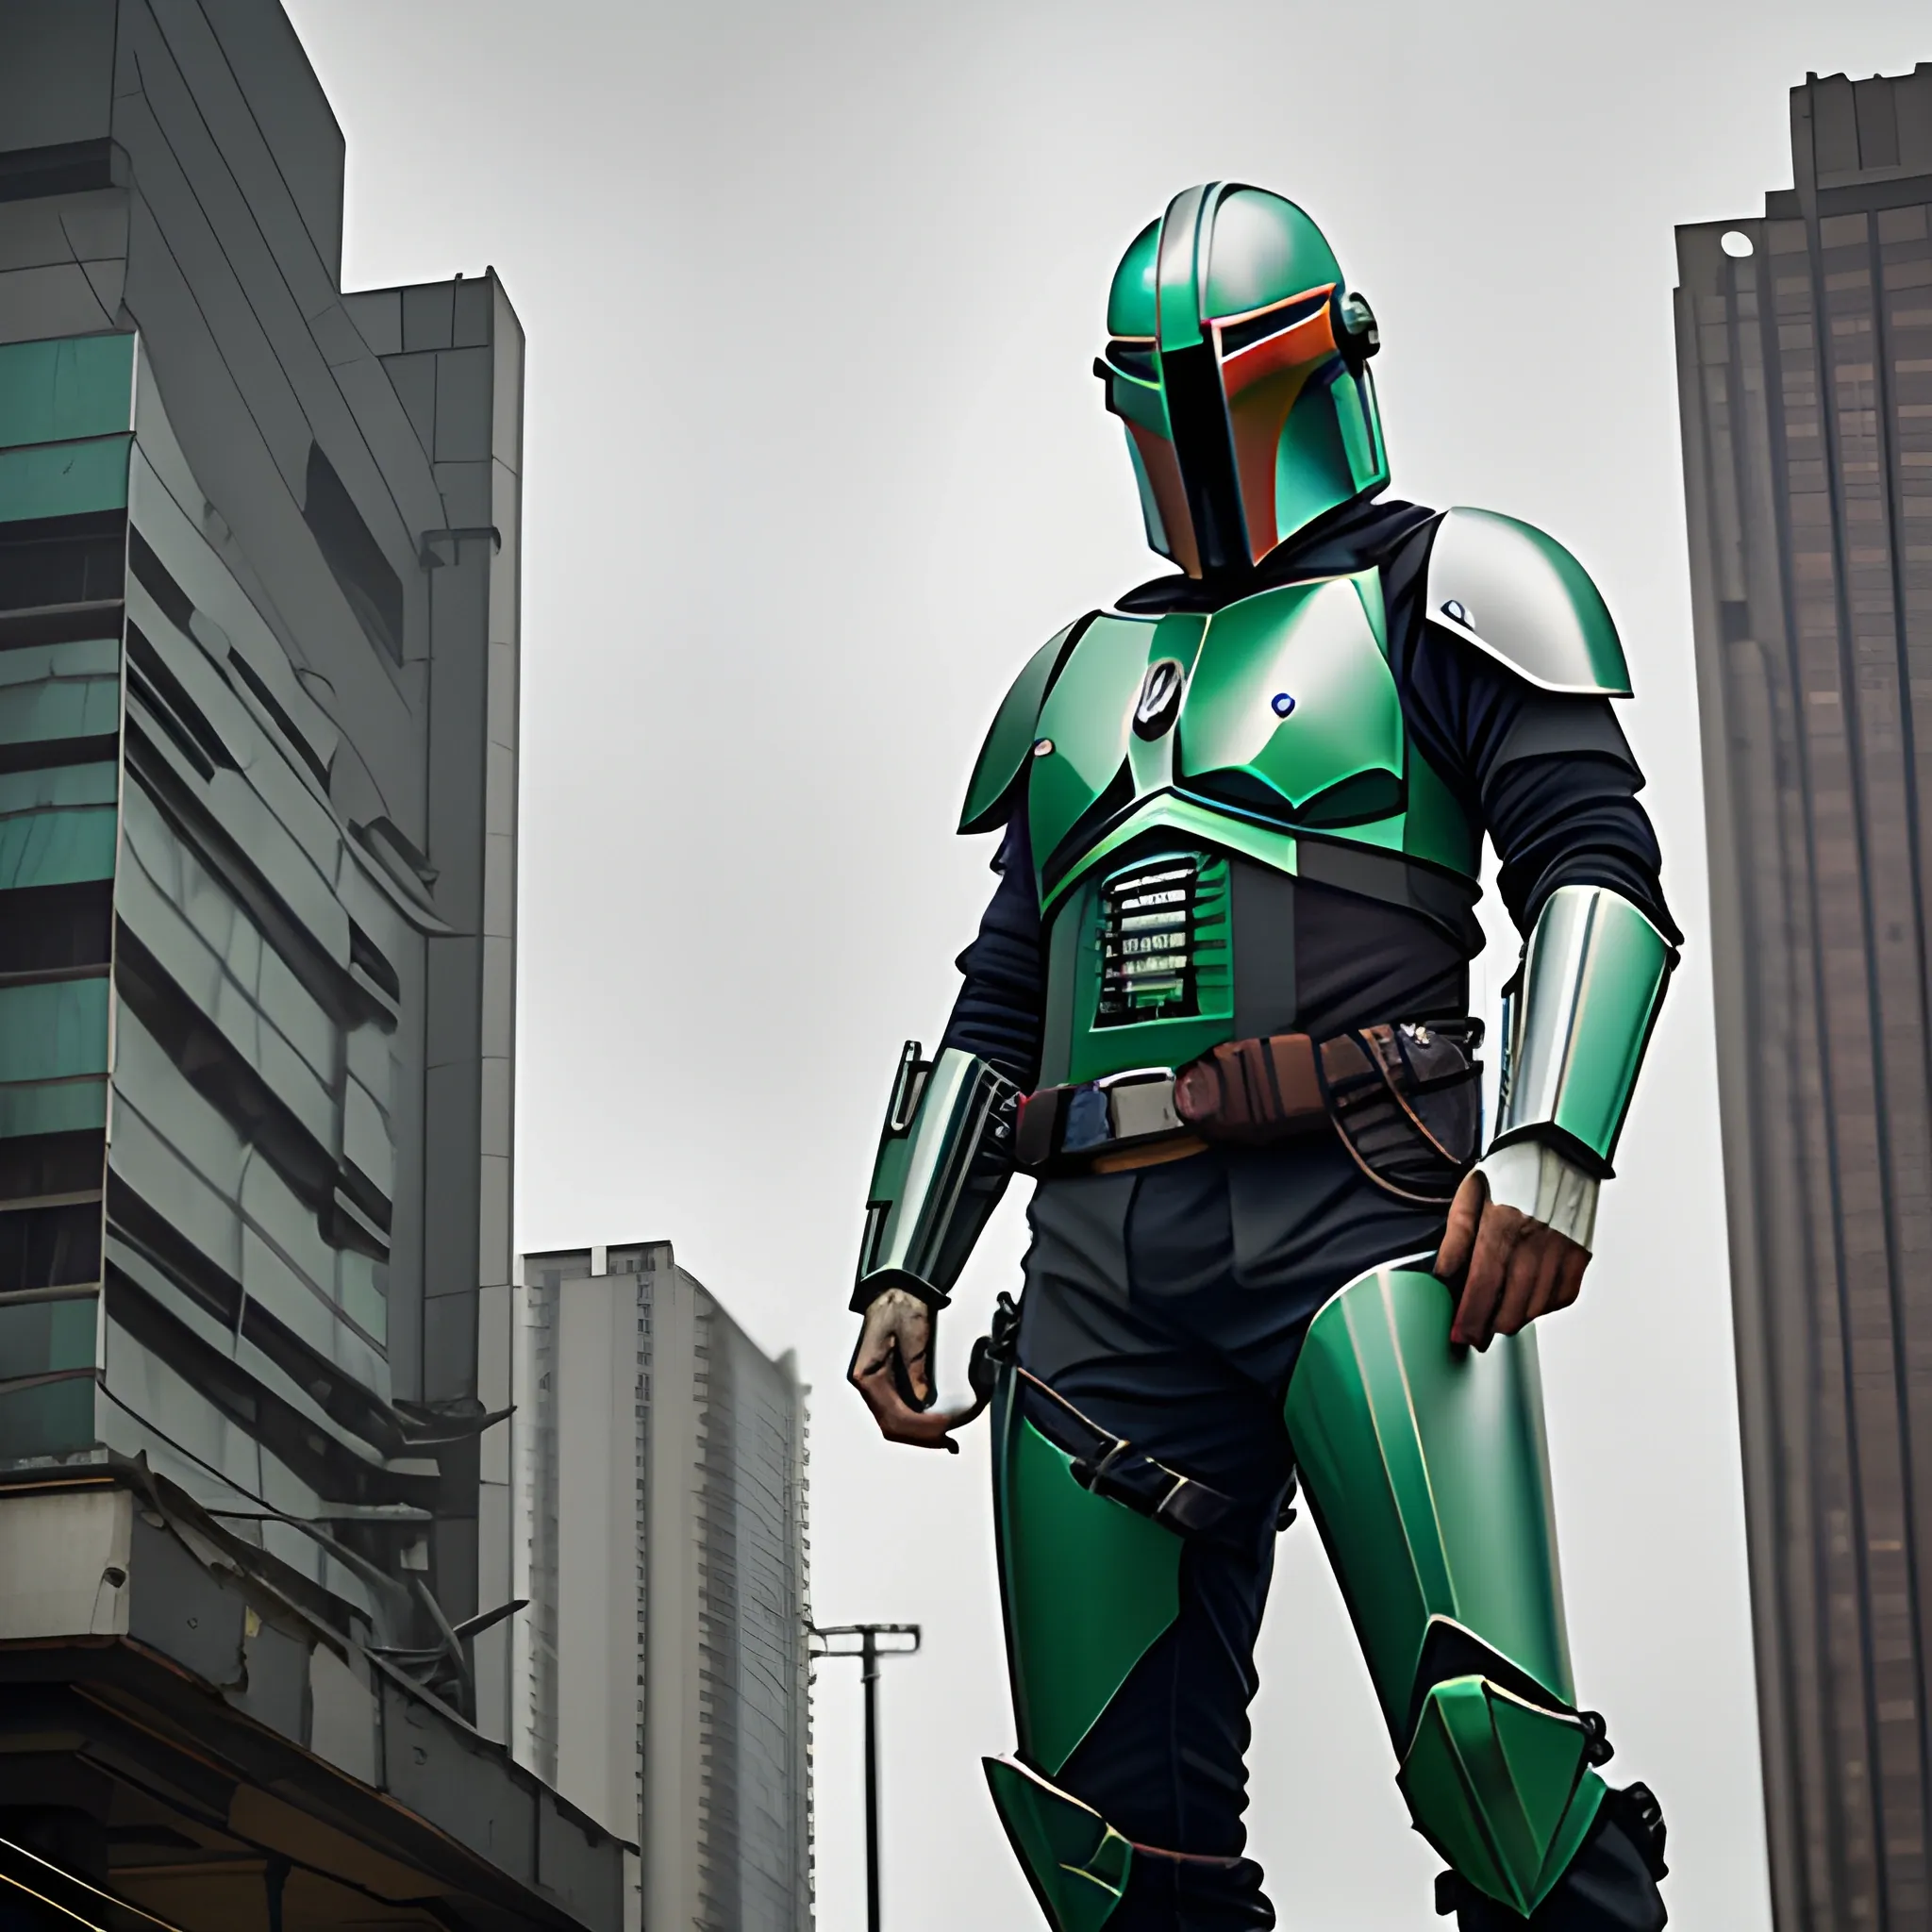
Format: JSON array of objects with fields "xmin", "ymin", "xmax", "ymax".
[
  {"xmin": 1494, "ymin": 884, "xmax": 1675, "ymax": 1176},
  {"xmin": 852, "ymin": 1042, "xmax": 1019, "ymax": 1310}
]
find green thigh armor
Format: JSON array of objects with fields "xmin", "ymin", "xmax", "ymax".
[
  {"xmin": 983, "ymin": 1374, "xmax": 1183, "ymax": 1928},
  {"xmin": 1285, "ymin": 1263, "xmax": 1607, "ymax": 1917}
]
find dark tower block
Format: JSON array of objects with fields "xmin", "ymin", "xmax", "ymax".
[{"xmin": 1677, "ymin": 64, "xmax": 1932, "ymax": 1932}]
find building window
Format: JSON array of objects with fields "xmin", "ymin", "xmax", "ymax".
[{"xmin": 303, "ymin": 443, "xmax": 405, "ymax": 664}]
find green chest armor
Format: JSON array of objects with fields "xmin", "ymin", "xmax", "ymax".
[{"xmin": 967, "ymin": 573, "xmax": 1481, "ymax": 1087}]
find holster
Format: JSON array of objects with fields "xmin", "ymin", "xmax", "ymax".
[{"xmin": 974, "ymin": 1294, "xmax": 1238, "ymax": 1541}]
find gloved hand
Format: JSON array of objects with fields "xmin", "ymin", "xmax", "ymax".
[
  {"xmin": 1432, "ymin": 1139, "xmax": 1598, "ymax": 1350},
  {"xmin": 848, "ymin": 1286, "xmax": 988, "ymax": 1452}
]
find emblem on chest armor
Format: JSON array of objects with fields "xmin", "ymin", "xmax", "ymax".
[{"xmin": 1132, "ymin": 658, "xmax": 1186, "ymax": 741}]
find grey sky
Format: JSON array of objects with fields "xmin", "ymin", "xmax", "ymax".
[{"xmin": 285, "ymin": 5, "xmax": 1926, "ymax": 1924}]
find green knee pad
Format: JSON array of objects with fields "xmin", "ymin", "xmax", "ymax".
[
  {"xmin": 985, "ymin": 1756, "xmax": 1133, "ymax": 1932},
  {"xmin": 1401, "ymin": 1674, "xmax": 1606, "ymax": 1915},
  {"xmin": 1285, "ymin": 1263, "xmax": 1604, "ymax": 1916}
]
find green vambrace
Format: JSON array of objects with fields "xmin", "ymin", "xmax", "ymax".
[
  {"xmin": 1284, "ymin": 1264, "xmax": 1607, "ymax": 1917},
  {"xmin": 1494, "ymin": 884, "xmax": 1674, "ymax": 1175},
  {"xmin": 853, "ymin": 1042, "xmax": 1018, "ymax": 1308}
]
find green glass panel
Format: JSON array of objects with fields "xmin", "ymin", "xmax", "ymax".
[
  {"xmin": 960, "ymin": 620, "xmax": 1084, "ymax": 835},
  {"xmin": 1284, "ymin": 1267, "xmax": 1574, "ymax": 1744},
  {"xmin": 1028, "ymin": 617, "xmax": 1160, "ymax": 871},
  {"xmin": 985, "ymin": 1757, "xmax": 1132, "ymax": 1932},
  {"xmin": 0, "ymin": 675, "xmax": 121, "ymax": 750},
  {"xmin": 0, "ymin": 434, "xmax": 131, "ymax": 524},
  {"xmin": 1176, "ymin": 576, "xmax": 1402, "ymax": 821},
  {"xmin": 0, "ymin": 805, "xmax": 117, "ymax": 890},
  {"xmin": 0, "ymin": 1294, "xmax": 101, "ymax": 1381},
  {"xmin": 0, "ymin": 1079, "xmax": 107, "ymax": 1141},
  {"xmin": 0, "ymin": 638, "xmax": 121, "ymax": 687},
  {"xmin": 995, "ymin": 1400, "xmax": 1180, "ymax": 1778},
  {"xmin": 0, "ymin": 762, "xmax": 118, "ymax": 815},
  {"xmin": 0, "ymin": 335, "xmax": 135, "ymax": 450},
  {"xmin": 0, "ymin": 1375, "xmax": 98, "ymax": 1462},
  {"xmin": 0, "ymin": 979, "xmax": 111, "ymax": 1085}
]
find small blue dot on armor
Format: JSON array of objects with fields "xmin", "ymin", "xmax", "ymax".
[{"xmin": 1271, "ymin": 692, "xmax": 1296, "ymax": 717}]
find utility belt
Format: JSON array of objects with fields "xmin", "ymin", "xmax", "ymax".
[{"xmin": 1013, "ymin": 1019, "xmax": 1483, "ymax": 1206}]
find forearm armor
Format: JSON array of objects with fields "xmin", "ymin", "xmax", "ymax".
[
  {"xmin": 852, "ymin": 1042, "xmax": 1020, "ymax": 1311},
  {"xmin": 1493, "ymin": 884, "xmax": 1674, "ymax": 1177}
]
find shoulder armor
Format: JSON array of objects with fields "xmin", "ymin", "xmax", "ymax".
[
  {"xmin": 1424, "ymin": 508, "xmax": 1631, "ymax": 698},
  {"xmin": 958, "ymin": 614, "xmax": 1094, "ymax": 834}
]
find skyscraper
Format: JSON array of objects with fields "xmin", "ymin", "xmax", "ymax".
[
  {"xmin": 515, "ymin": 1241, "xmax": 814, "ymax": 1932},
  {"xmin": 1676, "ymin": 63, "xmax": 1932, "ymax": 1932},
  {"xmin": 0, "ymin": 2, "xmax": 619, "ymax": 1924}
]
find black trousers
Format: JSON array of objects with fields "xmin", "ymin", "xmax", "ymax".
[{"xmin": 1011, "ymin": 1141, "xmax": 1666, "ymax": 1932}]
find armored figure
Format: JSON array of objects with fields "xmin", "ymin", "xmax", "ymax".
[{"xmin": 849, "ymin": 184, "xmax": 1679, "ymax": 1931}]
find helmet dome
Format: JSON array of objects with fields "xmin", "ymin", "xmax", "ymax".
[{"xmin": 1096, "ymin": 184, "xmax": 1386, "ymax": 575}]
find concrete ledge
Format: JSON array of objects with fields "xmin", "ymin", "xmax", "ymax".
[{"xmin": 0, "ymin": 1480, "xmax": 625, "ymax": 1932}]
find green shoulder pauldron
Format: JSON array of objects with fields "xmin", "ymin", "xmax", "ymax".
[{"xmin": 1424, "ymin": 507, "xmax": 1631, "ymax": 697}]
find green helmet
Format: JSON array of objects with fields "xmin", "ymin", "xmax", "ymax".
[{"xmin": 1096, "ymin": 183, "xmax": 1387, "ymax": 576}]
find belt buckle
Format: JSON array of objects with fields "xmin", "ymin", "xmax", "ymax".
[{"xmin": 1099, "ymin": 1067, "xmax": 1180, "ymax": 1143}]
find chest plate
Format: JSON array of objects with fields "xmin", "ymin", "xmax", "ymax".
[
  {"xmin": 1026, "ymin": 572, "xmax": 1474, "ymax": 910},
  {"xmin": 1024, "ymin": 573, "xmax": 1482, "ymax": 1086}
]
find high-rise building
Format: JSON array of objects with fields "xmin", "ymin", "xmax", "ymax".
[
  {"xmin": 1676, "ymin": 63, "xmax": 1932, "ymax": 1932},
  {"xmin": 515, "ymin": 1241, "xmax": 814, "ymax": 1932},
  {"xmin": 0, "ymin": 2, "xmax": 621, "ymax": 1925}
]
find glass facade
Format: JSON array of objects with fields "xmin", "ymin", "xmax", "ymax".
[
  {"xmin": 0, "ymin": 6, "xmax": 620, "ymax": 1925},
  {"xmin": 1677, "ymin": 64, "xmax": 1932, "ymax": 1931}
]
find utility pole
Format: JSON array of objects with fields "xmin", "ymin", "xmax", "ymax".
[{"xmin": 809, "ymin": 1624, "xmax": 922, "ymax": 1932}]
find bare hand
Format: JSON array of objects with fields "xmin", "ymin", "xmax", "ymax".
[
  {"xmin": 848, "ymin": 1288, "xmax": 987, "ymax": 1452},
  {"xmin": 1433, "ymin": 1168, "xmax": 1591, "ymax": 1350}
]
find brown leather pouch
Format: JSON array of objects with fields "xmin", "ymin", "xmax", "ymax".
[
  {"xmin": 1317, "ymin": 1023, "xmax": 1482, "ymax": 1204},
  {"xmin": 1173, "ymin": 1032, "xmax": 1327, "ymax": 1141},
  {"xmin": 1174, "ymin": 1021, "xmax": 1481, "ymax": 1204}
]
